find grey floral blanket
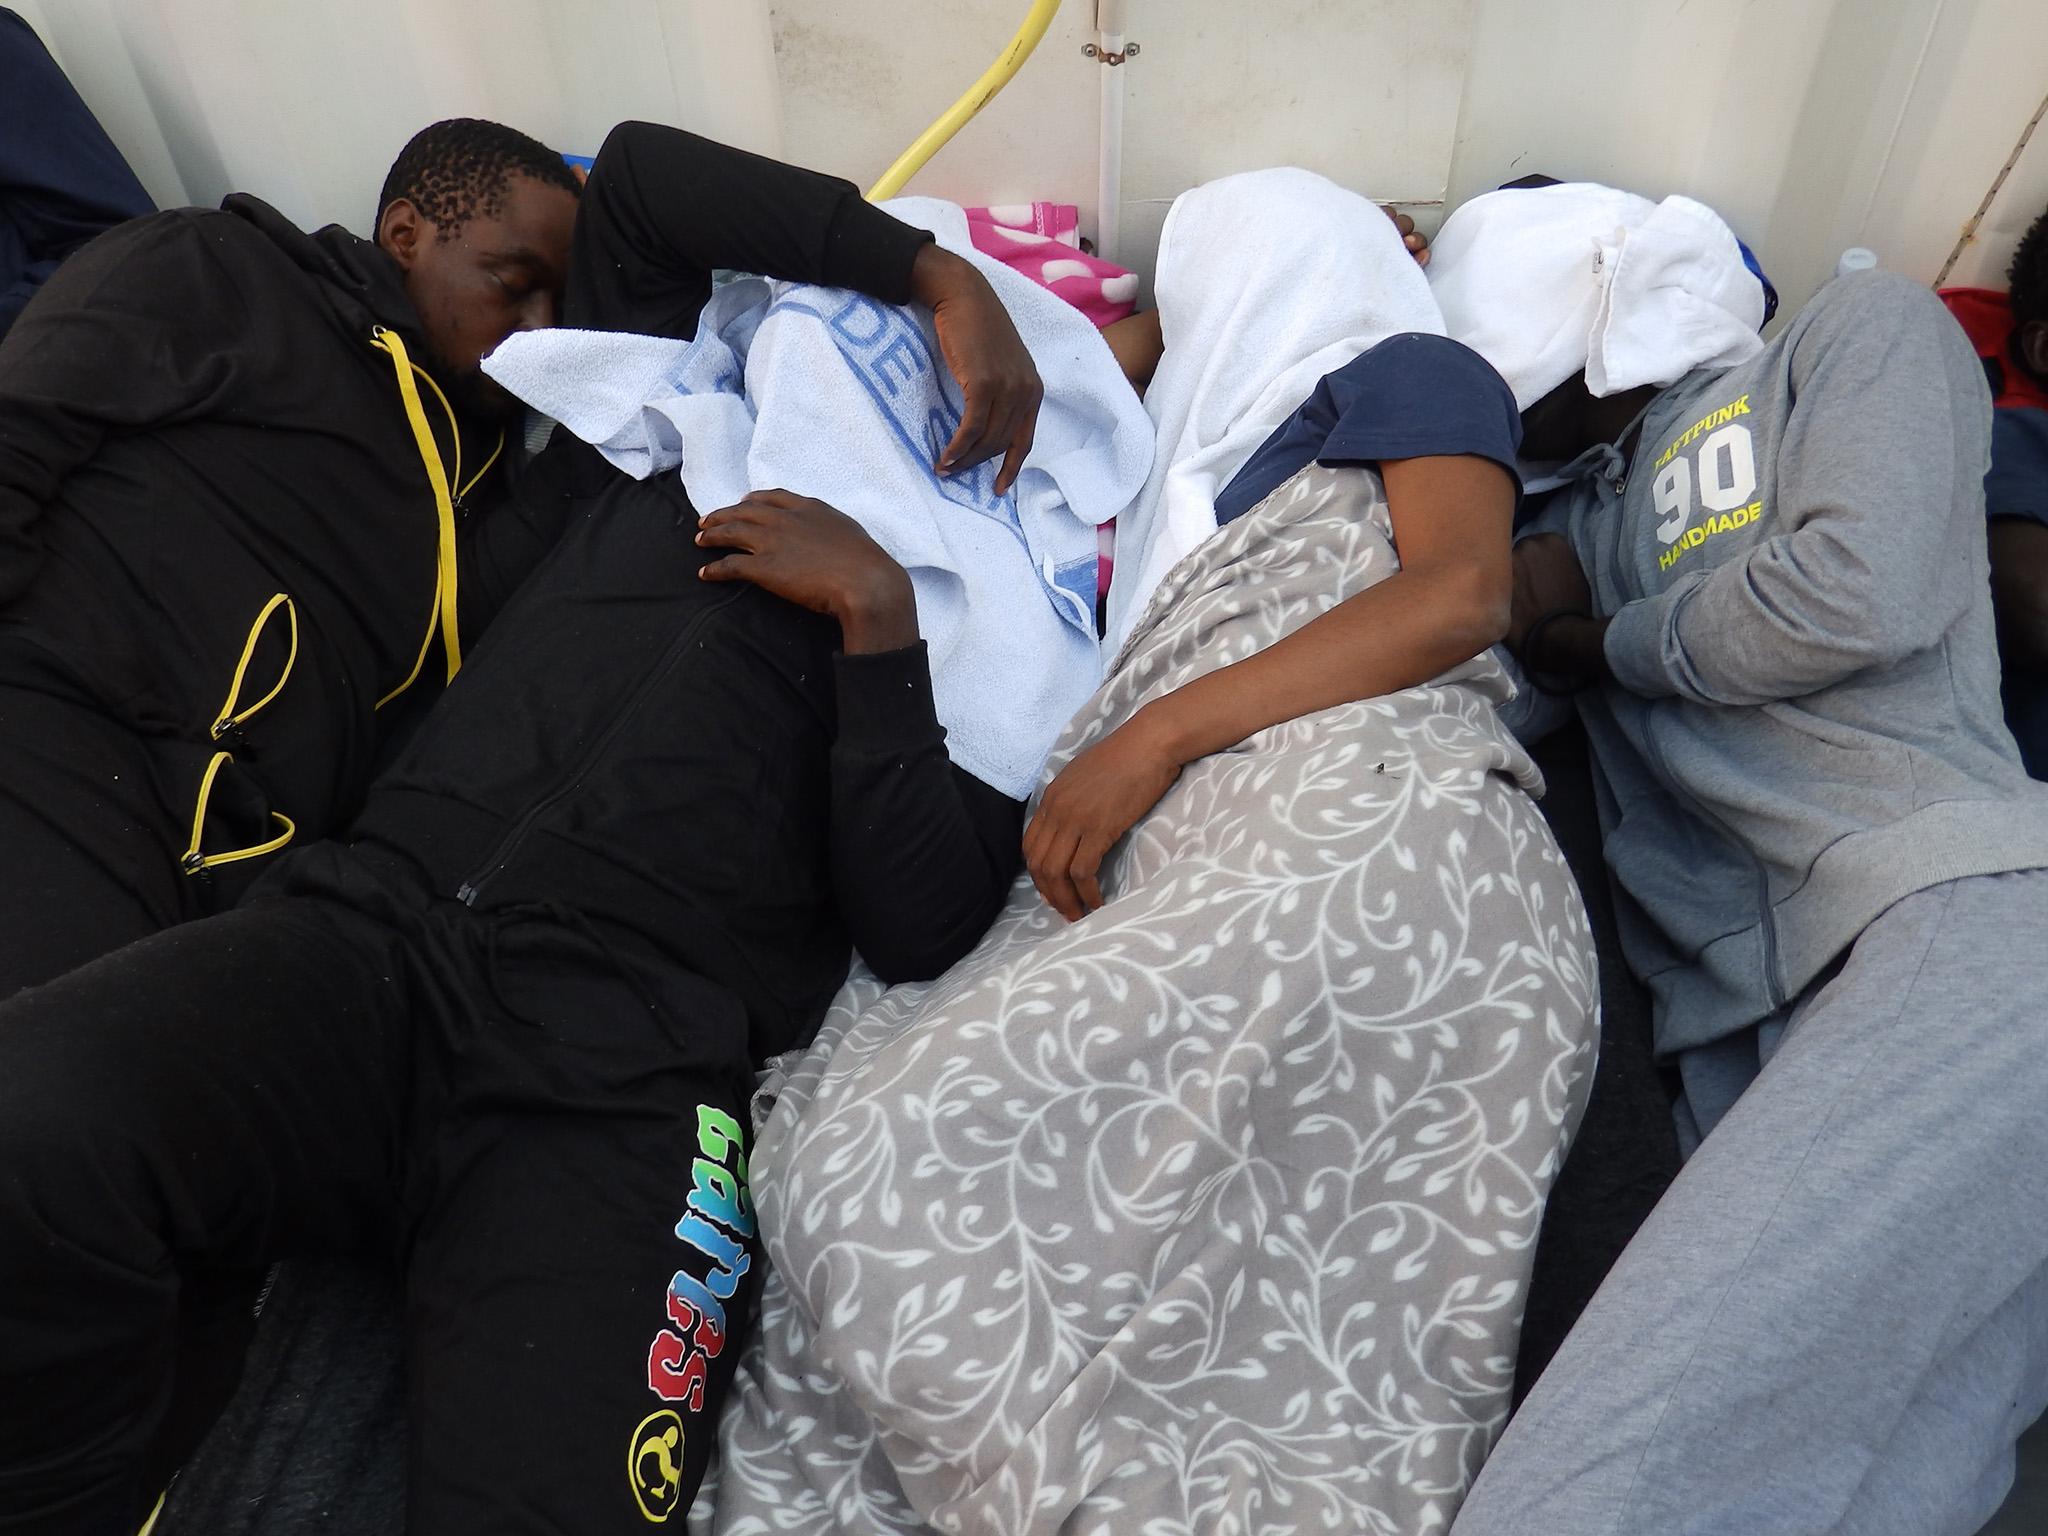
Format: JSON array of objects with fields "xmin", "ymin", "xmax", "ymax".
[{"xmin": 696, "ymin": 463, "xmax": 1599, "ymax": 1536}]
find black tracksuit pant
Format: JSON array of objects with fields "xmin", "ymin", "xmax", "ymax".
[
  {"xmin": 0, "ymin": 856, "xmax": 759, "ymax": 1535},
  {"xmin": 0, "ymin": 443, "xmax": 1019, "ymax": 1532},
  {"xmin": 0, "ymin": 116, "xmax": 948, "ymax": 1505},
  {"xmin": 0, "ymin": 671, "xmax": 273, "ymax": 1501}
]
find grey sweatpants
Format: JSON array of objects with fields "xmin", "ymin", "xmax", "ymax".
[{"xmin": 1452, "ymin": 869, "xmax": 2048, "ymax": 1536}]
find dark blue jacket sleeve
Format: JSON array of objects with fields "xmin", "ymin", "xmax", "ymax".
[
  {"xmin": 0, "ymin": 9, "xmax": 154, "ymax": 337},
  {"xmin": 830, "ymin": 644, "xmax": 1022, "ymax": 983}
]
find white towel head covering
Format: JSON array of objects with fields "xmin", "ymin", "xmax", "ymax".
[
  {"xmin": 1104, "ymin": 166, "xmax": 1442, "ymax": 658},
  {"xmin": 1427, "ymin": 181, "xmax": 1766, "ymax": 412}
]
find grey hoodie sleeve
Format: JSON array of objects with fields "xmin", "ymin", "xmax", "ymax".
[{"xmin": 1602, "ymin": 273, "xmax": 1992, "ymax": 706}]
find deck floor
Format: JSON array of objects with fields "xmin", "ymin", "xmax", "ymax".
[{"xmin": 1981, "ymin": 1416, "xmax": 2048, "ymax": 1533}]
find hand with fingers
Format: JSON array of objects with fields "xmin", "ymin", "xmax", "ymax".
[
  {"xmin": 909, "ymin": 244, "xmax": 1044, "ymax": 495},
  {"xmin": 696, "ymin": 489, "xmax": 919, "ymax": 654},
  {"xmin": 1505, "ymin": 532, "xmax": 1594, "ymax": 651},
  {"xmin": 1506, "ymin": 532, "xmax": 1610, "ymax": 689},
  {"xmin": 1383, "ymin": 206, "xmax": 1431, "ymax": 267},
  {"xmin": 1023, "ymin": 712, "xmax": 1184, "ymax": 923}
]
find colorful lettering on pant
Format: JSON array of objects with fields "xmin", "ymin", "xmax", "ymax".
[
  {"xmin": 666, "ymin": 1267, "xmax": 727, "ymax": 1355},
  {"xmin": 646, "ymin": 1333, "xmax": 710, "ymax": 1412},
  {"xmin": 641, "ymin": 1105, "xmax": 753, "ymax": 1411},
  {"xmin": 689, "ymin": 1156, "xmax": 754, "ymax": 1237}
]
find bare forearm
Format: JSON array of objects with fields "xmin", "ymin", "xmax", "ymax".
[
  {"xmin": 1138, "ymin": 565, "xmax": 1509, "ymax": 764},
  {"xmin": 1025, "ymin": 453, "xmax": 1511, "ymax": 922},
  {"xmin": 1101, "ymin": 309, "xmax": 1164, "ymax": 392},
  {"xmin": 1989, "ymin": 522, "xmax": 2048, "ymax": 675}
]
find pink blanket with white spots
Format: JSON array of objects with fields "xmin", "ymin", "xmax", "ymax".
[
  {"xmin": 964, "ymin": 202, "xmax": 1138, "ymax": 329},
  {"xmin": 965, "ymin": 203, "xmax": 1137, "ymax": 606}
]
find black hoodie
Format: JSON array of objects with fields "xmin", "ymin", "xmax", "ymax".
[
  {"xmin": 0, "ymin": 124, "xmax": 933, "ymax": 895},
  {"xmin": 0, "ymin": 195, "xmax": 499, "ymax": 877}
]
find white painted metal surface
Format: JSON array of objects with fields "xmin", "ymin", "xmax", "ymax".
[
  {"xmin": 14, "ymin": 0, "xmax": 2048, "ymax": 312},
  {"xmin": 1093, "ymin": 0, "xmax": 1126, "ymax": 264},
  {"xmin": 15, "ymin": 0, "xmax": 783, "ymax": 234},
  {"xmin": 1445, "ymin": 0, "xmax": 2048, "ymax": 317}
]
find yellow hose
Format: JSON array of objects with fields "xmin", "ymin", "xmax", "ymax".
[{"xmin": 867, "ymin": 0, "xmax": 1064, "ymax": 200}]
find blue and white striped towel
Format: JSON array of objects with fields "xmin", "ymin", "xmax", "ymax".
[{"xmin": 483, "ymin": 197, "xmax": 1153, "ymax": 799}]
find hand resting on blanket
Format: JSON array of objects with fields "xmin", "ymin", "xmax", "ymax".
[
  {"xmin": 697, "ymin": 488, "xmax": 919, "ymax": 654},
  {"xmin": 1026, "ymin": 452, "xmax": 1515, "ymax": 919}
]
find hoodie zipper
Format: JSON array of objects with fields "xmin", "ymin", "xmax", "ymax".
[
  {"xmin": 455, "ymin": 588, "xmax": 744, "ymax": 907},
  {"xmin": 1638, "ymin": 705, "xmax": 1787, "ymax": 1009},
  {"xmin": 1598, "ymin": 406, "xmax": 1787, "ymax": 1009}
]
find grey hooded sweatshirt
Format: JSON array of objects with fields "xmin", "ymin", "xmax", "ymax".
[{"xmin": 1534, "ymin": 269, "xmax": 2048, "ymax": 1056}]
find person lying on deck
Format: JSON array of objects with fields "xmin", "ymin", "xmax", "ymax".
[
  {"xmin": 0, "ymin": 113, "xmax": 1034, "ymax": 1000},
  {"xmin": 0, "ymin": 113, "xmax": 1040, "ymax": 1491},
  {"xmin": 1941, "ymin": 210, "xmax": 2048, "ymax": 778},
  {"xmin": 1426, "ymin": 179, "xmax": 2048, "ymax": 1536},
  {"xmin": 0, "ymin": 145, "xmax": 1069, "ymax": 1536},
  {"xmin": 701, "ymin": 168, "xmax": 1599, "ymax": 1536},
  {"xmin": 1029, "ymin": 199, "xmax": 1480, "ymax": 918}
]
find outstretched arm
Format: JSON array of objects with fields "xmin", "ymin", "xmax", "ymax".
[
  {"xmin": 566, "ymin": 121, "xmax": 927, "ymax": 336},
  {"xmin": 697, "ymin": 489, "xmax": 1020, "ymax": 979},
  {"xmin": 1027, "ymin": 453, "xmax": 1515, "ymax": 920},
  {"xmin": 568, "ymin": 121, "xmax": 1039, "ymax": 490}
]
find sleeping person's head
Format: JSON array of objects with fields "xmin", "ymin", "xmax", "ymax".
[
  {"xmin": 1427, "ymin": 181, "xmax": 1766, "ymax": 460},
  {"xmin": 375, "ymin": 118, "xmax": 582, "ymax": 415},
  {"xmin": 2009, "ymin": 205, "xmax": 2048, "ymax": 388}
]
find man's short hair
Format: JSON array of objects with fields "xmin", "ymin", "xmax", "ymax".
[
  {"xmin": 2009, "ymin": 205, "xmax": 2048, "ymax": 337},
  {"xmin": 376, "ymin": 118, "xmax": 581, "ymax": 239}
]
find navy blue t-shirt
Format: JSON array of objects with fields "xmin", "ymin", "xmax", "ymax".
[
  {"xmin": 1212, "ymin": 332, "xmax": 1522, "ymax": 526},
  {"xmin": 1988, "ymin": 406, "xmax": 2048, "ymax": 527},
  {"xmin": 1987, "ymin": 404, "xmax": 2048, "ymax": 779}
]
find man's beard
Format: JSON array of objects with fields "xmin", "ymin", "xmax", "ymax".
[{"xmin": 446, "ymin": 364, "xmax": 525, "ymax": 425}]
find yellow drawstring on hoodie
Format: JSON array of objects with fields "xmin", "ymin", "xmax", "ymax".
[
  {"xmin": 209, "ymin": 591, "xmax": 298, "ymax": 741},
  {"xmin": 180, "ymin": 333, "xmax": 504, "ymax": 876},
  {"xmin": 181, "ymin": 750, "xmax": 297, "ymax": 875},
  {"xmin": 370, "ymin": 326, "xmax": 488, "ymax": 707}
]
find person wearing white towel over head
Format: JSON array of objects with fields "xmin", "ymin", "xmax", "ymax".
[
  {"xmin": 1429, "ymin": 181, "xmax": 2048, "ymax": 1536},
  {"xmin": 1021, "ymin": 169, "xmax": 1519, "ymax": 919}
]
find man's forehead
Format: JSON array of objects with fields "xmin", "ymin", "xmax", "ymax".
[{"xmin": 471, "ymin": 177, "xmax": 576, "ymax": 261}]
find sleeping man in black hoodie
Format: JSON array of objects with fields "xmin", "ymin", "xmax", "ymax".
[
  {"xmin": 0, "ymin": 115, "xmax": 1037, "ymax": 997},
  {"xmin": 0, "ymin": 118, "xmax": 582, "ymax": 992},
  {"xmin": 0, "ymin": 118, "xmax": 1043, "ymax": 1532}
]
